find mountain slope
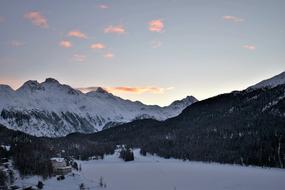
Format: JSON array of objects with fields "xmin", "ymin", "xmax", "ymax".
[
  {"xmin": 0, "ymin": 78, "xmax": 197, "ymax": 137},
  {"xmin": 249, "ymin": 71, "xmax": 285, "ymax": 89},
  {"xmin": 81, "ymin": 83, "xmax": 285, "ymax": 168},
  {"xmin": 74, "ymin": 71, "xmax": 285, "ymax": 167}
]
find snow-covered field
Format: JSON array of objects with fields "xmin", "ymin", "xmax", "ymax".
[{"xmin": 15, "ymin": 149, "xmax": 285, "ymax": 190}]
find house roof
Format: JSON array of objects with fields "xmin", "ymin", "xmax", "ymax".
[{"xmin": 50, "ymin": 157, "xmax": 65, "ymax": 162}]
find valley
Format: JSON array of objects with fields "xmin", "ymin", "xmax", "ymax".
[{"xmin": 11, "ymin": 150, "xmax": 285, "ymax": 190}]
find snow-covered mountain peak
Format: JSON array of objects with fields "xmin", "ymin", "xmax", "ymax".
[
  {"xmin": 249, "ymin": 71, "xmax": 285, "ymax": 90},
  {"xmin": 17, "ymin": 80, "xmax": 43, "ymax": 92},
  {"xmin": 16, "ymin": 78, "xmax": 81, "ymax": 96},
  {"xmin": 41, "ymin": 79, "xmax": 81, "ymax": 96},
  {"xmin": 84, "ymin": 87, "xmax": 109, "ymax": 95},
  {"xmin": 22, "ymin": 80, "xmax": 40, "ymax": 87},
  {"xmin": 0, "ymin": 78, "xmax": 198, "ymax": 137},
  {"xmin": 0, "ymin": 84, "xmax": 14, "ymax": 93},
  {"xmin": 95, "ymin": 87, "xmax": 108, "ymax": 94},
  {"xmin": 184, "ymin": 95, "xmax": 198, "ymax": 102},
  {"xmin": 43, "ymin": 78, "xmax": 60, "ymax": 85},
  {"xmin": 168, "ymin": 95, "xmax": 198, "ymax": 110},
  {"xmin": 85, "ymin": 87, "xmax": 113, "ymax": 99}
]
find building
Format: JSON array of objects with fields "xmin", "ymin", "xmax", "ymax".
[{"xmin": 50, "ymin": 158, "xmax": 72, "ymax": 175}]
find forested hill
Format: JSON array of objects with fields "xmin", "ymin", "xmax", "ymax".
[{"xmin": 83, "ymin": 83, "xmax": 285, "ymax": 168}]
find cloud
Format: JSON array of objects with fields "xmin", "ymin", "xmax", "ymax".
[
  {"xmin": 149, "ymin": 19, "xmax": 164, "ymax": 32},
  {"xmin": 166, "ymin": 87, "xmax": 174, "ymax": 90},
  {"xmin": 78, "ymin": 86, "xmax": 174, "ymax": 94},
  {"xmin": 98, "ymin": 4, "xmax": 109, "ymax": 9},
  {"xmin": 24, "ymin": 11, "xmax": 48, "ymax": 28},
  {"xmin": 243, "ymin": 44, "xmax": 256, "ymax": 50},
  {"xmin": 10, "ymin": 40, "xmax": 24, "ymax": 48},
  {"xmin": 223, "ymin": 16, "xmax": 244, "ymax": 22},
  {"xmin": 90, "ymin": 43, "xmax": 105, "ymax": 49},
  {"xmin": 59, "ymin": 40, "xmax": 72, "ymax": 48},
  {"xmin": 68, "ymin": 30, "xmax": 87, "ymax": 39},
  {"xmin": 151, "ymin": 40, "xmax": 162, "ymax": 48},
  {"xmin": 106, "ymin": 87, "xmax": 164, "ymax": 94},
  {"xmin": 73, "ymin": 54, "xmax": 86, "ymax": 62},
  {"xmin": 104, "ymin": 25, "xmax": 125, "ymax": 34},
  {"xmin": 103, "ymin": 53, "xmax": 114, "ymax": 59}
]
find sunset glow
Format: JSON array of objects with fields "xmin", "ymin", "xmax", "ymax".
[{"xmin": 0, "ymin": 0, "xmax": 284, "ymax": 106}]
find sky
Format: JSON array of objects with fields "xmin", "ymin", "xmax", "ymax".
[{"xmin": 0, "ymin": 0, "xmax": 284, "ymax": 106}]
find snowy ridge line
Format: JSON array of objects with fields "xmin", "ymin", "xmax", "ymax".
[
  {"xmin": 248, "ymin": 71, "xmax": 285, "ymax": 90},
  {"xmin": 262, "ymin": 92, "xmax": 285, "ymax": 112},
  {"xmin": 0, "ymin": 78, "xmax": 198, "ymax": 137}
]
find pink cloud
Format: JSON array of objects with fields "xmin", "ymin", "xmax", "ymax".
[
  {"xmin": 73, "ymin": 54, "xmax": 86, "ymax": 62},
  {"xmin": 10, "ymin": 40, "xmax": 24, "ymax": 48},
  {"xmin": 103, "ymin": 53, "xmax": 114, "ymax": 59},
  {"xmin": 68, "ymin": 30, "xmax": 87, "ymax": 39},
  {"xmin": 223, "ymin": 16, "xmax": 244, "ymax": 23},
  {"xmin": 59, "ymin": 40, "xmax": 72, "ymax": 48},
  {"xmin": 90, "ymin": 43, "xmax": 106, "ymax": 49},
  {"xmin": 106, "ymin": 87, "xmax": 162, "ymax": 94},
  {"xmin": 243, "ymin": 44, "xmax": 256, "ymax": 50},
  {"xmin": 24, "ymin": 11, "xmax": 48, "ymax": 28},
  {"xmin": 149, "ymin": 19, "xmax": 164, "ymax": 32},
  {"xmin": 104, "ymin": 25, "xmax": 125, "ymax": 34},
  {"xmin": 106, "ymin": 86, "xmax": 173, "ymax": 94},
  {"xmin": 78, "ymin": 86, "xmax": 174, "ymax": 94},
  {"xmin": 98, "ymin": 4, "xmax": 109, "ymax": 9}
]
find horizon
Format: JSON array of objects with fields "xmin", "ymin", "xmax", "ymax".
[
  {"xmin": 0, "ymin": 0, "xmax": 285, "ymax": 106},
  {"xmin": 0, "ymin": 71, "xmax": 283, "ymax": 106}
]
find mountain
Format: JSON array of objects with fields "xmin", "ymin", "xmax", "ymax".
[
  {"xmin": 79, "ymin": 77, "xmax": 285, "ymax": 168},
  {"xmin": 66, "ymin": 71, "xmax": 284, "ymax": 168},
  {"xmin": 0, "ymin": 72, "xmax": 284, "ymax": 170},
  {"xmin": 248, "ymin": 71, "xmax": 285, "ymax": 89},
  {"xmin": 0, "ymin": 78, "xmax": 197, "ymax": 137}
]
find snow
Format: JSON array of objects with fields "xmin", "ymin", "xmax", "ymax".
[
  {"xmin": 0, "ymin": 78, "xmax": 197, "ymax": 137},
  {"xmin": 262, "ymin": 92, "xmax": 285, "ymax": 112},
  {"xmin": 14, "ymin": 149, "xmax": 285, "ymax": 190},
  {"xmin": 1, "ymin": 145, "xmax": 11, "ymax": 151},
  {"xmin": 249, "ymin": 71, "xmax": 285, "ymax": 90}
]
